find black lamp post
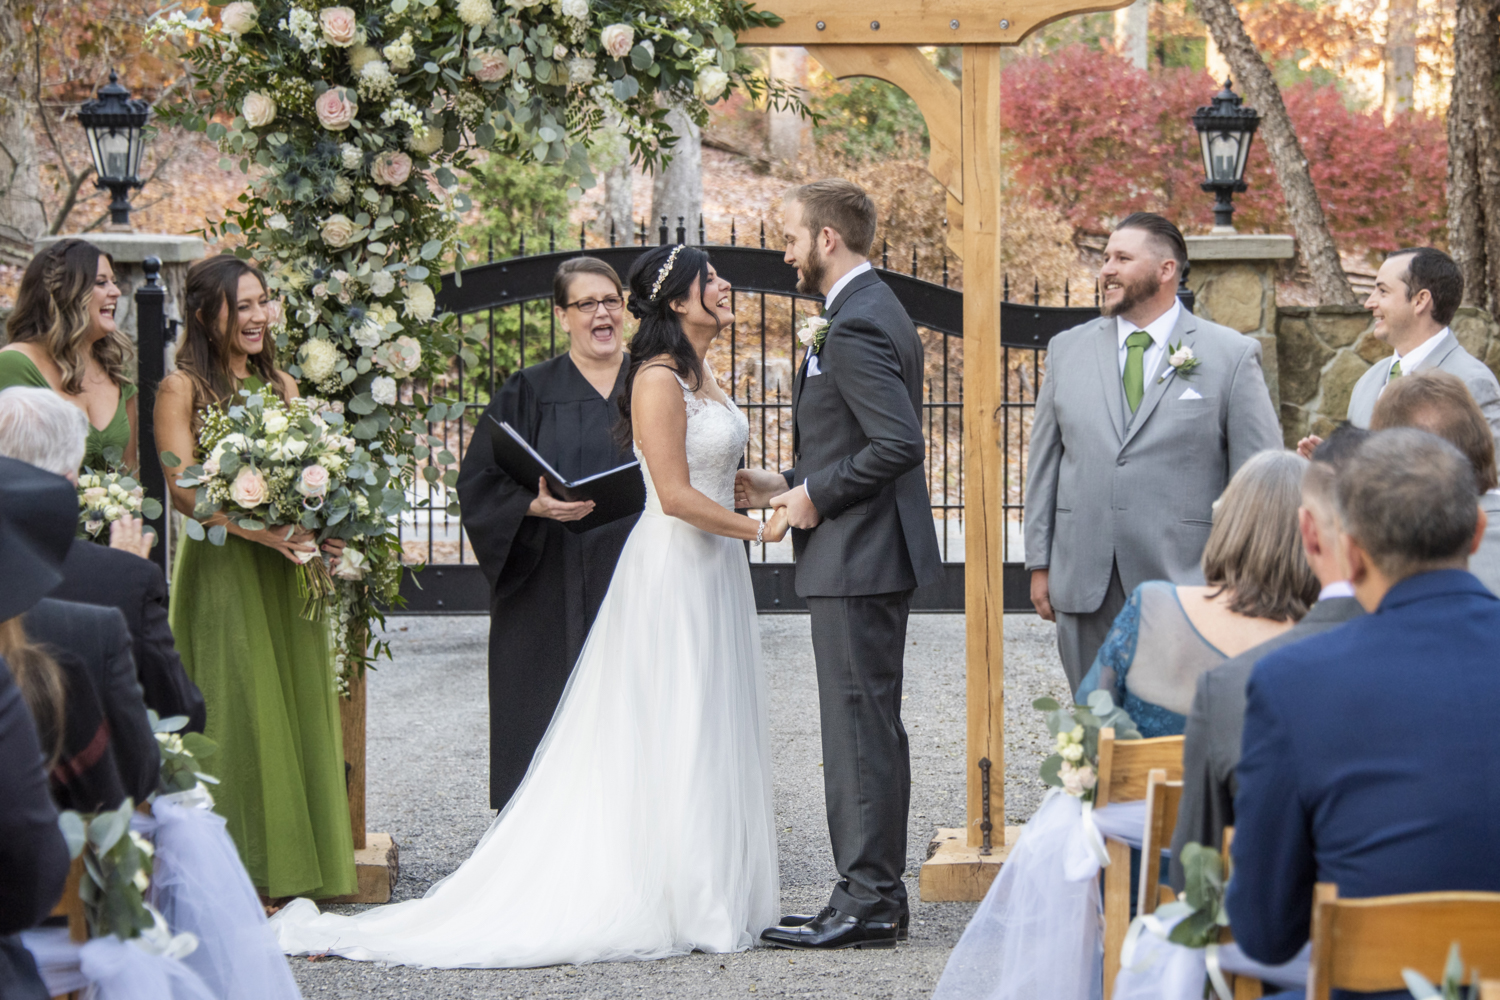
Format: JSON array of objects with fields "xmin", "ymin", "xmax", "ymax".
[
  {"xmin": 1191, "ymin": 79, "xmax": 1260, "ymax": 232},
  {"xmin": 77, "ymin": 70, "xmax": 152, "ymax": 230}
]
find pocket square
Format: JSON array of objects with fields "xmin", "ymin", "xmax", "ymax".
[
  {"xmin": 1178, "ymin": 387, "xmax": 1203, "ymax": 400},
  {"xmin": 806, "ymin": 354, "xmax": 823, "ymax": 377}
]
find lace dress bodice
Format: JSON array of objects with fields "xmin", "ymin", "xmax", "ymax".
[{"xmin": 635, "ymin": 365, "xmax": 749, "ymax": 514}]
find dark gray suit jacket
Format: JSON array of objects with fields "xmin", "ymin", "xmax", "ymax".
[
  {"xmin": 1168, "ymin": 596, "xmax": 1365, "ymax": 889},
  {"xmin": 784, "ymin": 269, "xmax": 942, "ymax": 597}
]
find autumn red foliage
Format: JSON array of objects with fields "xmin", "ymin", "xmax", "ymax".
[{"xmin": 1001, "ymin": 46, "xmax": 1449, "ymax": 255}]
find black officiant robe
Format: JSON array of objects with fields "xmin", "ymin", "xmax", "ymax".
[{"xmin": 456, "ymin": 352, "xmax": 638, "ymax": 810}]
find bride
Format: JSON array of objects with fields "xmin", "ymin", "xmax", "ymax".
[{"xmin": 272, "ymin": 243, "xmax": 790, "ymax": 967}]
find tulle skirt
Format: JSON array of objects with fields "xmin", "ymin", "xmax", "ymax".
[{"xmin": 271, "ymin": 510, "xmax": 780, "ymax": 968}]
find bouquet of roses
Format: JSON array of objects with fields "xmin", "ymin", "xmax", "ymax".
[
  {"xmin": 1032, "ymin": 690, "xmax": 1141, "ymax": 803},
  {"xmin": 76, "ymin": 446, "xmax": 163, "ymax": 543},
  {"xmin": 169, "ymin": 386, "xmax": 397, "ymax": 620}
]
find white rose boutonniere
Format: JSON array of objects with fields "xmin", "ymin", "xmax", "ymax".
[
  {"xmin": 796, "ymin": 315, "xmax": 830, "ymax": 355},
  {"xmin": 1157, "ymin": 340, "xmax": 1202, "ymax": 383}
]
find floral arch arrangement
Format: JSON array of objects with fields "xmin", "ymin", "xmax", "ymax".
[{"xmin": 148, "ymin": 0, "xmax": 793, "ymax": 686}]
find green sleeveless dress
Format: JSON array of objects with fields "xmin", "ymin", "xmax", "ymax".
[
  {"xmin": 168, "ymin": 376, "xmax": 356, "ymax": 899},
  {"xmin": 0, "ymin": 350, "xmax": 137, "ymax": 469}
]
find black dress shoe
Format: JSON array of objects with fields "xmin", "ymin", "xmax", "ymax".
[
  {"xmin": 777, "ymin": 910, "xmax": 909, "ymax": 941},
  {"xmin": 761, "ymin": 907, "xmax": 901, "ymax": 950}
]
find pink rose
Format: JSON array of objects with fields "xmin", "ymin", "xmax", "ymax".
[
  {"xmin": 297, "ymin": 464, "xmax": 331, "ymax": 498},
  {"xmin": 264, "ymin": 299, "xmax": 284, "ymax": 327},
  {"xmin": 370, "ymin": 150, "xmax": 413, "ymax": 186},
  {"xmin": 230, "ymin": 467, "xmax": 268, "ymax": 508},
  {"xmin": 315, "ymin": 87, "xmax": 357, "ymax": 132},
  {"xmin": 319, "ymin": 6, "xmax": 357, "ymax": 46},
  {"xmin": 471, "ymin": 48, "xmax": 510, "ymax": 83},
  {"xmin": 600, "ymin": 23, "xmax": 633, "ymax": 59}
]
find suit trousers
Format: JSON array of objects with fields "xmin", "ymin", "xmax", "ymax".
[
  {"xmin": 806, "ymin": 591, "xmax": 913, "ymax": 922},
  {"xmin": 1054, "ymin": 560, "xmax": 1128, "ymax": 694}
]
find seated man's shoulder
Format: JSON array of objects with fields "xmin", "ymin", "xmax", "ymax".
[
  {"xmin": 1248, "ymin": 625, "xmax": 1361, "ymax": 698},
  {"xmin": 26, "ymin": 596, "xmax": 128, "ymax": 642},
  {"xmin": 61, "ymin": 540, "xmax": 162, "ymax": 590}
]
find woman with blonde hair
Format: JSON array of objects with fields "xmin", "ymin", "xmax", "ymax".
[
  {"xmin": 1076, "ymin": 448, "xmax": 1318, "ymax": 736},
  {"xmin": 0, "ymin": 239, "xmax": 135, "ymax": 469},
  {"xmin": 155, "ymin": 253, "xmax": 354, "ymax": 901}
]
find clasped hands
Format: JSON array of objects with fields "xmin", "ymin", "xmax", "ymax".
[{"xmin": 734, "ymin": 468, "xmax": 822, "ymax": 530}]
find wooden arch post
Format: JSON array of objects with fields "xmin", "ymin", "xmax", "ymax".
[{"xmin": 741, "ymin": 0, "xmax": 1128, "ymax": 900}]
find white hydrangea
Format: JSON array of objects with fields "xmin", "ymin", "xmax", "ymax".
[
  {"xmin": 330, "ymin": 175, "xmax": 353, "ymax": 203},
  {"xmin": 358, "ymin": 59, "xmax": 396, "ymax": 99},
  {"xmin": 371, "ymin": 376, "xmax": 398, "ymax": 405},
  {"xmin": 560, "ymin": 0, "xmax": 587, "ymax": 18},
  {"xmin": 567, "ymin": 56, "xmax": 596, "ymax": 84},
  {"xmin": 456, "ymin": 0, "xmax": 493, "ymax": 26},
  {"xmin": 339, "ymin": 142, "xmax": 363, "ymax": 170},
  {"xmin": 404, "ymin": 283, "xmax": 436, "ymax": 322},
  {"xmin": 368, "ymin": 270, "xmax": 396, "ymax": 296}
]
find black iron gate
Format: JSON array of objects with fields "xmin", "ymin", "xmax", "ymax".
[{"xmin": 399, "ymin": 228, "xmax": 1099, "ymax": 613}]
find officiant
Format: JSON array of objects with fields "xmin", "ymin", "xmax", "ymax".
[{"xmin": 456, "ymin": 257, "xmax": 639, "ymax": 810}]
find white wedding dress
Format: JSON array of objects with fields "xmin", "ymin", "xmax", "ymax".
[{"xmin": 272, "ymin": 366, "xmax": 780, "ymax": 967}]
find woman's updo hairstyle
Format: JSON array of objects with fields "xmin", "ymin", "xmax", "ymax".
[{"xmin": 616, "ymin": 244, "xmax": 712, "ymax": 445}]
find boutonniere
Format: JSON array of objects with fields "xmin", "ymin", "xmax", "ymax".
[
  {"xmin": 1157, "ymin": 341, "xmax": 1201, "ymax": 383},
  {"xmin": 796, "ymin": 315, "xmax": 830, "ymax": 355}
]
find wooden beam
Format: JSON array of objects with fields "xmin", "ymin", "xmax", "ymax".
[
  {"xmin": 960, "ymin": 43, "xmax": 1006, "ymax": 849},
  {"xmin": 340, "ymin": 662, "xmax": 367, "ymax": 851},
  {"xmin": 805, "ymin": 45, "xmax": 962, "ymax": 202},
  {"xmin": 740, "ymin": 0, "xmax": 1134, "ymax": 45}
]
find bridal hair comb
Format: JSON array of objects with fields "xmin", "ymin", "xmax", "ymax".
[{"xmin": 650, "ymin": 245, "xmax": 687, "ymax": 300}]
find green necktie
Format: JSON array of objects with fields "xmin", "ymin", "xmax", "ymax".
[
  {"xmin": 1123, "ymin": 330, "xmax": 1153, "ymax": 413},
  {"xmin": 1390, "ymin": 357, "xmax": 1402, "ymax": 379}
]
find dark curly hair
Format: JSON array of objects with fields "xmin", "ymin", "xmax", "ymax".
[{"xmin": 615, "ymin": 244, "xmax": 713, "ymax": 447}]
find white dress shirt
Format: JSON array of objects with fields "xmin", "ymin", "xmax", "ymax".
[
  {"xmin": 1383, "ymin": 327, "xmax": 1450, "ymax": 386},
  {"xmin": 1116, "ymin": 299, "xmax": 1181, "ymax": 382},
  {"xmin": 1317, "ymin": 580, "xmax": 1355, "ymax": 601}
]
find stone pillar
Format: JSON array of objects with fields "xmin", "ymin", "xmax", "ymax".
[
  {"xmin": 32, "ymin": 233, "xmax": 206, "ymax": 352},
  {"xmin": 1185, "ymin": 233, "xmax": 1295, "ymax": 422}
]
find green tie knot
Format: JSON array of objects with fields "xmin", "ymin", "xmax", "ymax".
[
  {"xmin": 1123, "ymin": 331, "xmax": 1153, "ymax": 413},
  {"xmin": 1390, "ymin": 357, "xmax": 1402, "ymax": 378}
]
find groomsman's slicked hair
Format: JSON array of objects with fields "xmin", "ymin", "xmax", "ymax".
[
  {"xmin": 785, "ymin": 179, "xmax": 877, "ymax": 256},
  {"xmin": 1388, "ymin": 247, "xmax": 1464, "ymax": 326},
  {"xmin": 1338, "ymin": 428, "xmax": 1479, "ymax": 579},
  {"xmin": 1116, "ymin": 212, "xmax": 1189, "ymax": 270}
]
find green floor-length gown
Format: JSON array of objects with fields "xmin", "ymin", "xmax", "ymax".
[{"xmin": 169, "ymin": 379, "xmax": 356, "ymax": 899}]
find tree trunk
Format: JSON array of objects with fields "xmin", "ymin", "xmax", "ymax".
[
  {"xmin": 590, "ymin": 127, "xmax": 635, "ymax": 244},
  {"xmin": 650, "ymin": 105, "xmax": 703, "ymax": 244},
  {"xmin": 1196, "ymin": 0, "xmax": 1359, "ymax": 305},
  {"xmin": 767, "ymin": 47, "xmax": 809, "ymax": 172},
  {"xmin": 1448, "ymin": 0, "xmax": 1500, "ymax": 314},
  {"xmin": 0, "ymin": 0, "xmax": 44, "ymax": 262},
  {"xmin": 1383, "ymin": 0, "xmax": 1419, "ymax": 118},
  {"xmin": 1113, "ymin": 0, "xmax": 1149, "ymax": 70}
]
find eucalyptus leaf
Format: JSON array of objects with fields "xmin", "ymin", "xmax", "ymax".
[
  {"xmin": 208, "ymin": 524, "xmax": 228, "ymax": 546},
  {"xmin": 183, "ymin": 518, "xmax": 206, "ymax": 542},
  {"xmin": 1033, "ymin": 696, "xmax": 1060, "ymax": 712},
  {"xmin": 58, "ymin": 811, "xmax": 87, "ymax": 860}
]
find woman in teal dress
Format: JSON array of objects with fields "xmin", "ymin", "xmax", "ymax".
[
  {"xmin": 155, "ymin": 253, "xmax": 355, "ymax": 900},
  {"xmin": 0, "ymin": 238, "xmax": 137, "ymax": 469}
]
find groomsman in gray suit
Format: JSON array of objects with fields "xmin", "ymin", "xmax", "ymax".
[
  {"xmin": 1024, "ymin": 213, "xmax": 1282, "ymax": 692},
  {"xmin": 1343, "ymin": 247, "xmax": 1500, "ymax": 443}
]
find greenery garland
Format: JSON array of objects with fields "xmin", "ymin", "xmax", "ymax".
[{"xmin": 147, "ymin": 0, "xmax": 792, "ymax": 688}]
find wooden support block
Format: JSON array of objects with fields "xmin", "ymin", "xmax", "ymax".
[
  {"xmin": 326, "ymin": 832, "xmax": 399, "ymax": 904},
  {"xmin": 919, "ymin": 825, "xmax": 1021, "ymax": 902}
]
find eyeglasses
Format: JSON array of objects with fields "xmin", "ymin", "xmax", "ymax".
[{"xmin": 566, "ymin": 295, "xmax": 624, "ymax": 314}]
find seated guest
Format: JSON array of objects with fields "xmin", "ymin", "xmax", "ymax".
[
  {"xmin": 1077, "ymin": 449, "xmax": 1318, "ymax": 736},
  {"xmin": 1228, "ymin": 429, "xmax": 1500, "ymax": 999},
  {"xmin": 1169, "ymin": 427, "xmax": 1368, "ymax": 890},
  {"xmin": 1368, "ymin": 369, "xmax": 1500, "ymax": 597},
  {"xmin": 0, "ymin": 386, "xmax": 206, "ymax": 731},
  {"xmin": 0, "ymin": 457, "xmax": 157, "ymax": 813}
]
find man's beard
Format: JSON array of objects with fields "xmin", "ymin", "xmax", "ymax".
[
  {"xmin": 1100, "ymin": 272, "xmax": 1163, "ymax": 318},
  {"xmin": 796, "ymin": 242, "xmax": 827, "ymax": 296}
]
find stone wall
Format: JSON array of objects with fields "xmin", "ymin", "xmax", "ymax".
[
  {"xmin": 1275, "ymin": 304, "xmax": 1500, "ymax": 446},
  {"xmin": 1184, "ymin": 234, "xmax": 1295, "ymax": 416}
]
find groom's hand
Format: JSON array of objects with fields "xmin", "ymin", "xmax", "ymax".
[
  {"xmin": 735, "ymin": 468, "xmax": 786, "ymax": 509},
  {"xmin": 770, "ymin": 484, "xmax": 821, "ymax": 530}
]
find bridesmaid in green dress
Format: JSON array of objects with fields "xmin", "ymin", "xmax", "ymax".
[
  {"xmin": 0, "ymin": 238, "xmax": 137, "ymax": 469},
  {"xmin": 155, "ymin": 254, "xmax": 355, "ymax": 900}
]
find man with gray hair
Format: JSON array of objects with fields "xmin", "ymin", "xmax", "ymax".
[
  {"xmin": 0, "ymin": 386, "xmax": 205, "ymax": 732},
  {"xmin": 1226, "ymin": 428, "xmax": 1500, "ymax": 988}
]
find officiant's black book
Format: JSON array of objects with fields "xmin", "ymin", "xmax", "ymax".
[{"xmin": 486, "ymin": 415, "xmax": 645, "ymax": 534}]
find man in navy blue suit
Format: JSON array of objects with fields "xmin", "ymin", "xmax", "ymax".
[{"xmin": 1226, "ymin": 428, "xmax": 1500, "ymax": 999}]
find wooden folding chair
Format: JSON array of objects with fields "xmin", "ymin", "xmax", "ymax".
[
  {"xmin": 1481, "ymin": 981, "xmax": 1500, "ymax": 1000},
  {"xmin": 1135, "ymin": 767, "xmax": 1182, "ymax": 916},
  {"xmin": 1096, "ymin": 727, "xmax": 1185, "ymax": 999},
  {"xmin": 45, "ymin": 856, "xmax": 87, "ymax": 1000},
  {"xmin": 1306, "ymin": 883, "xmax": 1500, "ymax": 1000},
  {"xmin": 1214, "ymin": 827, "xmax": 1265, "ymax": 1000}
]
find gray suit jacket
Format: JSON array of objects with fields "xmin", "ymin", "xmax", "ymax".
[
  {"xmin": 1346, "ymin": 330, "xmax": 1500, "ymax": 443},
  {"xmin": 785, "ymin": 269, "xmax": 942, "ymax": 597},
  {"xmin": 1168, "ymin": 596, "xmax": 1365, "ymax": 889},
  {"xmin": 1023, "ymin": 309, "xmax": 1283, "ymax": 615},
  {"xmin": 1470, "ymin": 491, "xmax": 1500, "ymax": 597}
]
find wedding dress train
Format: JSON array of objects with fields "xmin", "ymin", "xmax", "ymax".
[{"xmin": 271, "ymin": 368, "xmax": 780, "ymax": 967}]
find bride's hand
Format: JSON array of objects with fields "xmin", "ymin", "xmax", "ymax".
[{"xmin": 759, "ymin": 507, "xmax": 790, "ymax": 544}]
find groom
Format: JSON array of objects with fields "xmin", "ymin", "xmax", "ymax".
[{"xmin": 737, "ymin": 179, "xmax": 941, "ymax": 950}]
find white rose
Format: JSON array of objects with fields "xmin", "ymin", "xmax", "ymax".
[
  {"xmin": 370, "ymin": 376, "xmax": 397, "ymax": 405},
  {"xmin": 242, "ymin": 91, "xmax": 276, "ymax": 127},
  {"xmin": 382, "ymin": 33, "xmax": 415, "ymax": 71},
  {"xmin": 560, "ymin": 0, "xmax": 586, "ymax": 17},
  {"xmin": 694, "ymin": 67, "xmax": 729, "ymax": 102},
  {"xmin": 263, "ymin": 411, "xmax": 289, "ymax": 434},
  {"xmin": 599, "ymin": 23, "xmax": 633, "ymax": 59},
  {"xmin": 1061, "ymin": 742, "xmax": 1084, "ymax": 762},
  {"xmin": 796, "ymin": 316, "xmax": 828, "ymax": 345},
  {"xmin": 404, "ymin": 283, "xmax": 435, "ymax": 322},
  {"xmin": 1170, "ymin": 346, "xmax": 1195, "ymax": 367},
  {"xmin": 330, "ymin": 176, "xmax": 353, "ymax": 203},
  {"xmin": 332, "ymin": 547, "xmax": 369, "ymax": 580},
  {"xmin": 320, "ymin": 213, "xmax": 358, "ymax": 248},
  {"xmin": 1071, "ymin": 724, "xmax": 1085, "ymax": 741},
  {"xmin": 230, "ymin": 467, "xmax": 268, "ymax": 508},
  {"xmin": 284, "ymin": 438, "xmax": 309, "ymax": 458},
  {"xmin": 340, "ymin": 142, "xmax": 363, "ymax": 170},
  {"xmin": 368, "ymin": 270, "xmax": 396, "ymax": 296},
  {"xmin": 220, "ymin": 1, "xmax": 258, "ymax": 35},
  {"xmin": 352, "ymin": 317, "xmax": 383, "ymax": 348},
  {"xmin": 552, "ymin": 43, "xmax": 568, "ymax": 61}
]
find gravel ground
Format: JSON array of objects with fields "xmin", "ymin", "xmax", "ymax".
[{"xmin": 289, "ymin": 612, "xmax": 1069, "ymax": 1000}]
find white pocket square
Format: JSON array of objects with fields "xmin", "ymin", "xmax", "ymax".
[
  {"xmin": 806, "ymin": 354, "xmax": 823, "ymax": 377},
  {"xmin": 1178, "ymin": 387, "xmax": 1203, "ymax": 400}
]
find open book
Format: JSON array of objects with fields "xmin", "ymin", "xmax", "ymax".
[{"xmin": 486, "ymin": 415, "xmax": 646, "ymax": 534}]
